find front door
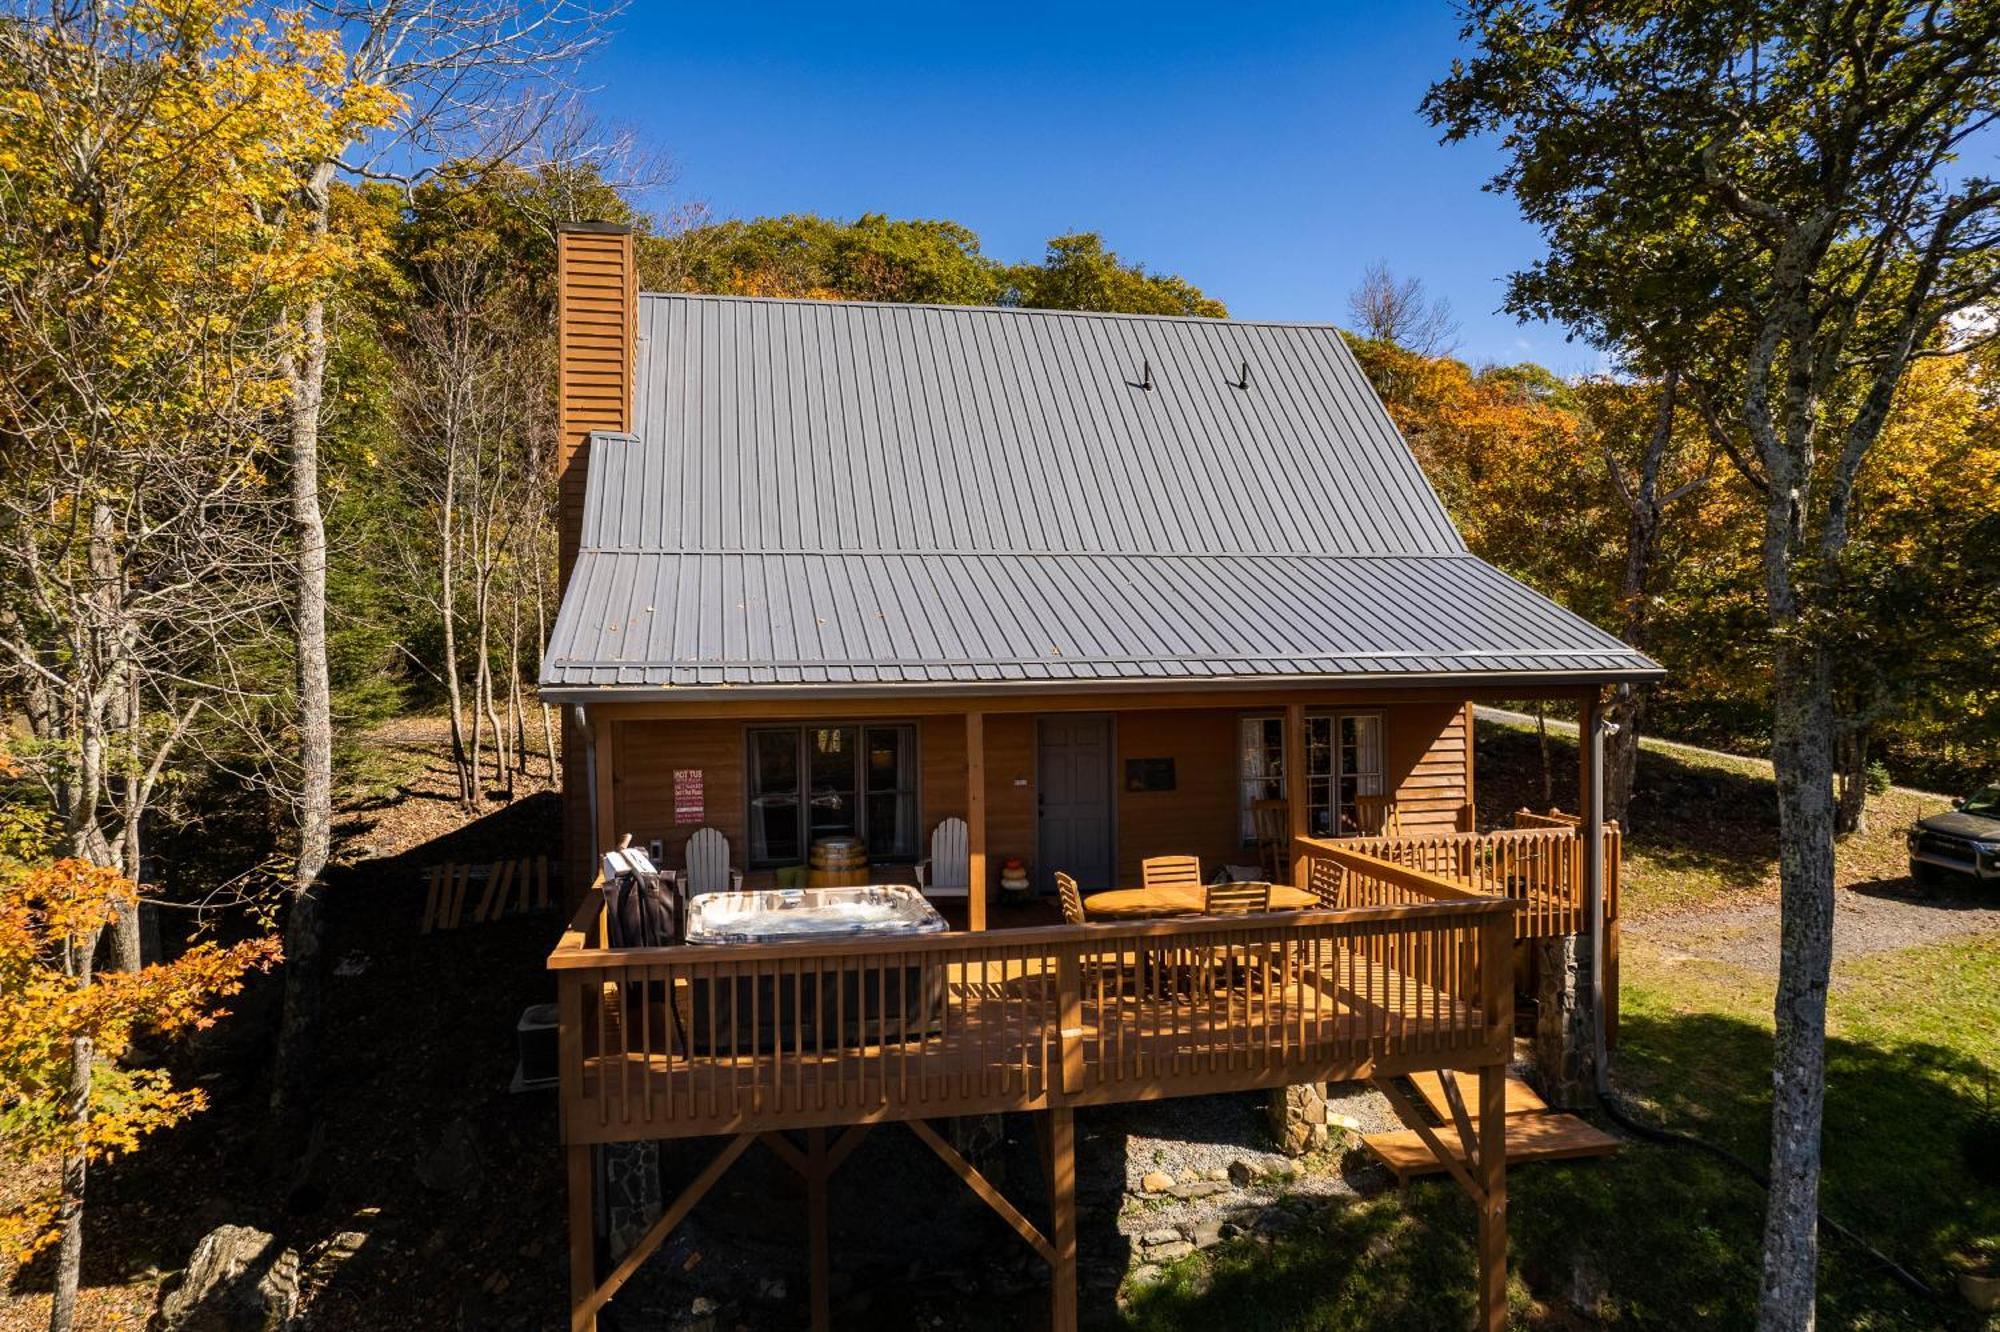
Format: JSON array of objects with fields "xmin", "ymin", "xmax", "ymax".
[{"xmin": 1037, "ymin": 715, "xmax": 1114, "ymax": 892}]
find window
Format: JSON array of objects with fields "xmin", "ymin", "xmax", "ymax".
[
  {"xmin": 747, "ymin": 724, "xmax": 918, "ymax": 866},
  {"xmin": 1305, "ymin": 713, "xmax": 1384, "ymax": 836},
  {"xmin": 1238, "ymin": 715, "xmax": 1286, "ymax": 840}
]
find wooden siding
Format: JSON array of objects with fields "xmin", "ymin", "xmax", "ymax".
[
  {"xmin": 1387, "ymin": 700, "xmax": 1472, "ymax": 833},
  {"xmin": 602, "ymin": 702, "xmax": 1472, "ymax": 893},
  {"xmin": 1114, "ymin": 710, "xmax": 1242, "ymax": 882},
  {"xmin": 555, "ymin": 225, "xmax": 634, "ymax": 581}
]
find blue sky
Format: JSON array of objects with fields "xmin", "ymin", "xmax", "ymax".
[{"xmin": 585, "ymin": 2, "xmax": 1594, "ymax": 373}]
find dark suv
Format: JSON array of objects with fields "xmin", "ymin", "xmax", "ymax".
[{"xmin": 1908, "ymin": 784, "xmax": 2000, "ymax": 885}]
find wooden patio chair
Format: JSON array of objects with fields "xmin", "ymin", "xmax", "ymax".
[
  {"xmin": 916, "ymin": 817, "xmax": 970, "ymax": 900},
  {"xmin": 678, "ymin": 827, "xmax": 744, "ymax": 896},
  {"xmin": 1352, "ymin": 794, "xmax": 1402, "ymax": 837},
  {"xmin": 1140, "ymin": 854, "xmax": 1203, "ymax": 893},
  {"xmin": 1203, "ymin": 880, "xmax": 1272, "ymax": 914},
  {"xmin": 1250, "ymin": 798, "xmax": 1290, "ymax": 882},
  {"xmin": 1189, "ymin": 879, "xmax": 1276, "ymax": 994},
  {"xmin": 1056, "ymin": 871, "xmax": 1086, "ymax": 925}
]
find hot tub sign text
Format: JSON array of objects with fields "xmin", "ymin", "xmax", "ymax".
[{"xmin": 673, "ymin": 769, "xmax": 704, "ymax": 824}]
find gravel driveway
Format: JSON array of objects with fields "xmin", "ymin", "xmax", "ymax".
[{"xmin": 1632, "ymin": 879, "xmax": 2000, "ymax": 974}]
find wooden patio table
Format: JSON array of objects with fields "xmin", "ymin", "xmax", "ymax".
[{"xmin": 1080, "ymin": 882, "xmax": 1317, "ymax": 920}]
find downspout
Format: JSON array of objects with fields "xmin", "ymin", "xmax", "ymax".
[{"xmin": 575, "ymin": 704, "xmax": 599, "ymax": 872}]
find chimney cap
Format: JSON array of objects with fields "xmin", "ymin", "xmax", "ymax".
[{"xmin": 556, "ymin": 219, "xmax": 632, "ymax": 235}]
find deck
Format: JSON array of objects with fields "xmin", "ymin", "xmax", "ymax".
[{"xmin": 552, "ymin": 836, "xmax": 1522, "ymax": 1331}]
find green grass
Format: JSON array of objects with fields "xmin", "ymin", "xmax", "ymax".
[{"xmin": 1122, "ymin": 729, "xmax": 1998, "ymax": 1331}]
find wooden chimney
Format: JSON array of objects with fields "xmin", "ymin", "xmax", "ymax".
[{"xmin": 554, "ymin": 223, "xmax": 635, "ymax": 900}]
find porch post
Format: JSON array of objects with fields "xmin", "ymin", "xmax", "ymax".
[
  {"xmin": 591, "ymin": 710, "xmax": 617, "ymax": 868},
  {"xmin": 967, "ymin": 711, "xmax": 987, "ymax": 931},
  {"xmin": 1048, "ymin": 1104, "xmax": 1078, "ymax": 1332},
  {"xmin": 567, "ymin": 1143, "xmax": 597, "ymax": 1332},
  {"xmin": 1476, "ymin": 1061, "xmax": 1508, "ymax": 1332},
  {"xmin": 1284, "ymin": 702, "xmax": 1307, "ymax": 883}
]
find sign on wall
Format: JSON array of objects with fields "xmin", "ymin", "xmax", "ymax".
[{"xmin": 673, "ymin": 769, "xmax": 704, "ymax": 824}]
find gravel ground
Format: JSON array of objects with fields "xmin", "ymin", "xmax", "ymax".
[{"xmin": 1633, "ymin": 879, "xmax": 2000, "ymax": 975}]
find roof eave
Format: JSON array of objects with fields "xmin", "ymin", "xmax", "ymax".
[{"xmin": 537, "ymin": 663, "xmax": 1668, "ymax": 707}]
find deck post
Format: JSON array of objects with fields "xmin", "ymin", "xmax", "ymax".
[
  {"xmin": 807, "ymin": 1127, "xmax": 831, "ymax": 1332},
  {"xmin": 1476, "ymin": 1061, "xmax": 1508, "ymax": 1332},
  {"xmin": 566, "ymin": 1143, "xmax": 597, "ymax": 1332},
  {"xmin": 1284, "ymin": 702, "xmax": 1307, "ymax": 883},
  {"xmin": 1048, "ymin": 1105, "xmax": 1078, "ymax": 1332},
  {"xmin": 967, "ymin": 711, "xmax": 987, "ymax": 931},
  {"xmin": 591, "ymin": 711, "xmax": 617, "ymax": 868}
]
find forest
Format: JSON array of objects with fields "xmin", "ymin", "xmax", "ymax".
[{"xmin": 3, "ymin": 3, "xmax": 1998, "ymax": 1332}]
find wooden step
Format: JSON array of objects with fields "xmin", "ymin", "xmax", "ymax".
[
  {"xmin": 1362, "ymin": 1113, "xmax": 1620, "ymax": 1187},
  {"xmin": 1408, "ymin": 1069, "xmax": 1549, "ymax": 1119}
]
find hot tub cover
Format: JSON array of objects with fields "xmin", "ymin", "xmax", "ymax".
[{"xmin": 684, "ymin": 885, "xmax": 947, "ymax": 945}]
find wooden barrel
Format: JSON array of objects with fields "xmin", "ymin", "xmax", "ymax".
[{"xmin": 807, "ymin": 837, "xmax": 868, "ymax": 888}]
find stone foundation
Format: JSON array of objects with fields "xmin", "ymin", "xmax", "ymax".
[
  {"xmin": 1533, "ymin": 933, "xmax": 1595, "ymax": 1109},
  {"xmin": 1265, "ymin": 1083, "xmax": 1329, "ymax": 1156},
  {"xmin": 603, "ymin": 1141, "xmax": 663, "ymax": 1259}
]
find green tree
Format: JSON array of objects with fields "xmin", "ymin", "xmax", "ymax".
[{"xmin": 1427, "ymin": 3, "xmax": 2000, "ymax": 1323}]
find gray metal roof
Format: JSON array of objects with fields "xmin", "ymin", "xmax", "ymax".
[{"xmin": 542, "ymin": 294, "xmax": 1662, "ymax": 696}]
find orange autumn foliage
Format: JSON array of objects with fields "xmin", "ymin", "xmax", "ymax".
[{"xmin": 0, "ymin": 860, "xmax": 279, "ymax": 1262}]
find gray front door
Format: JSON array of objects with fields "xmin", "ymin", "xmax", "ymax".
[{"xmin": 1037, "ymin": 715, "xmax": 1114, "ymax": 892}]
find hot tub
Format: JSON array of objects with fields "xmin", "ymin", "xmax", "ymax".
[
  {"xmin": 684, "ymin": 884, "xmax": 946, "ymax": 944},
  {"xmin": 683, "ymin": 886, "xmax": 947, "ymax": 1053}
]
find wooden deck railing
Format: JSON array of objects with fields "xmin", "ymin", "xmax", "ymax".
[
  {"xmin": 1328, "ymin": 824, "xmax": 1620, "ymax": 941},
  {"xmin": 549, "ymin": 876, "xmax": 1516, "ymax": 1147}
]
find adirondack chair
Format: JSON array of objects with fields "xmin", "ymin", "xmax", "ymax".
[
  {"xmin": 677, "ymin": 827, "xmax": 744, "ymax": 896},
  {"xmin": 916, "ymin": 817, "xmax": 971, "ymax": 900}
]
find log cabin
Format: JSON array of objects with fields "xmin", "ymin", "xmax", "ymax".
[{"xmin": 538, "ymin": 223, "xmax": 1662, "ymax": 1332}]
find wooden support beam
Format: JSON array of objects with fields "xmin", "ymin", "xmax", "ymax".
[
  {"xmin": 807, "ymin": 1127, "xmax": 831, "ymax": 1332},
  {"xmin": 572, "ymin": 1132, "xmax": 756, "ymax": 1331},
  {"xmin": 1477, "ymin": 1062, "xmax": 1509, "ymax": 1332},
  {"xmin": 909, "ymin": 1119, "xmax": 1054, "ymax": 1265},
  {"xmin": 967, "ymin": 711, "xmax": 988, "ymax": 932},
  {"xmin": 1284, "ymin": 702, "xmax": 1307, "ymax": 885},
  {"xmin": 1371, "ymin": 1076, "xmax": 1485, "ymax": 1206},
  {"xmin": 1049, "ymin": 1106, "xmax": 1078, "ymax": 1332},
  {"xmin": 824, "ymin": 1122, "xmax": 871, "ymax": 1175},
  {"xmin": 1436, "ymin": 1068, "xmax": 1479, "ymax": 1170},
  {"xmin": 566, "ymin": 1145, "xmax": 596, "ymax": 1332},
  {"xmin": 759, "ymin": 1131, "xmax": 808, "ymax": 1176}
]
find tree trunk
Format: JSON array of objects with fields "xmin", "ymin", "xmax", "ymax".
[
  {"xmin": 271, "ymin": 163, "xmax": 337, "ymax": 1136},
  {"xmin": 1603, "ymin": 688, "xmax": 1647, "ymax": 825},
  {"xmin": 48, "ymin": 925, "xmax": 98, "ymax": 1332},
  {"xmin": 1759, "ymin": 641, "xmax": 1837, "ymax": 1331},
  {"xmin": 48, "ymin": 1033, "xmax": 91, "ymax": 1332}
]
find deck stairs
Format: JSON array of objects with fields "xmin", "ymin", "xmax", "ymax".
[{"xmin": 1362, "ymin": 1069, "xmax": 1621, "ymax": 1187}]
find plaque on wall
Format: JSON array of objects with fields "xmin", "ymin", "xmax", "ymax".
[
  {"xmin": 1124, "ymin": 757, "xmax": 1176, "ymax": 792},
  {"xmin": 673, "ymin": 769, "xmax": 704, "ymax": 824}
]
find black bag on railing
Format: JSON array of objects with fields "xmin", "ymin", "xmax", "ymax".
[
  {"xmin": 603, "ymin": 865, "xmax": 686, "ymax": 1055},
  {"xmin": 607, "ymin": 868, "xmax": 682, "ymax": 949}
]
